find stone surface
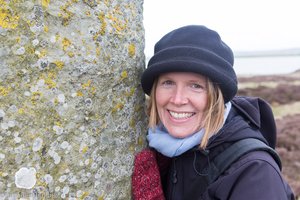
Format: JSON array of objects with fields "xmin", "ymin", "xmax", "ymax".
[{"xmin": 0, "ymin": 0, "xmax": 146, "ymax": 199}]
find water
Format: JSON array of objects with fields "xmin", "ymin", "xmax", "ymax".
[
  {"xmin": 234, "ymin": 55, "xmax": 300, "ymax": 75},
  {"xmin": 145, "ymin": 55, "xmax": 300, "ymax": 76}
]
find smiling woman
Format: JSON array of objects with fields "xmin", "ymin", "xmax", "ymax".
[{"xmin": 132, "ymin": 25, "xmax": 295, "ymax": 200}]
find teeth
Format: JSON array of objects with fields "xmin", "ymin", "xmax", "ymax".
[{"xmin": 169, "ymin": 111, "xmax": 194, "ymax": 119}]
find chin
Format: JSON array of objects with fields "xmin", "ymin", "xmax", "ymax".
[{"xmin": 169, "ymin": 129, "xmax": 195, "ymax": 138}]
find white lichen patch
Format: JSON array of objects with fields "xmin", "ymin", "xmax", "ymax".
[
  {"xmin": 14, "ymin": 136, "xmax": 22, "ymax": 143},
  {"xmin": 15, "ymin": 167, "xmax": 37, "ymax": 189},
  {"xmin": 57, "ymin": 94, "xmax": 66, "ymax": 103},
  {"xmin": 15, "ymin": 47, "xmax": 26, "ymax": 55},
  {"xmin": 7, "ymin": 120, "xmax": 16, "ymax": 128},
  {"xmin": 50, "ymin": 35, "xmax": 56, "ymax": 43},
  {"xmin": 0, "ymin": 122, "xmax": 9, "ymax": 130},
  {"xmin": 0, "ymin": 109, "xmax": 5, "ymax": 118},
  {"xmin": 0, "ymin": 153, "xmax": 5, "ymax": 161},
  {"xmin": 48, "ymin": 150, "xmax": 61, "ymax": 164},
  {"xmin": 59, "ymin": 174, "xmax": 67, "ymax": 182},
  {"xmin": 37, "ymin": 79, "xmax": 45, "ymax": 87},
  {"xmin": 32, "ymin": 137, "xmax": 43, "ymax": 152},
  {"xmin": 53, "ymin": 125, "xmax": 64, "ymax": 135},
  {"xmin": 44, "ymin": 174, "xmax": 53, "ymax": 184},
  {"xmin": 32, "ymin": 39, "xmax": 39, "ymax": 46},
  {"xmin": 60, "ymin": 141, "xmax": 70, "ymax": 150}
]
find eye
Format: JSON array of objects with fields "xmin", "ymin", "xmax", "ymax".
[
  {"xmin": 191, "ymin": 83, "xmax": 202, "ymax": 89},
  {"xmin": 190, "ymin": 83, "xmax": 206, "ymax": 92},
  {"xmin": 161, "ymin": 80, "xmax": 174, "ymax": 86}
]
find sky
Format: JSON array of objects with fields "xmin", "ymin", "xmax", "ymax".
[{"xmin": 143, "ymin": 0, "xmax": 300, "ymax": 57}]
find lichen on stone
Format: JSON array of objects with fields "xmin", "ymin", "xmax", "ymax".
[{"xmin": 0, "ymin": 0, "xmax": 146, "ymax": 198}]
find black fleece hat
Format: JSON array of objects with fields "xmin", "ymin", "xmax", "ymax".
[{"xmin": 141, "ymin": 25, "xmax": 237, "ymax": 103}]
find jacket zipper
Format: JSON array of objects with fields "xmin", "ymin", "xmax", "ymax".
[{"xmin": 171, "ymin": 158, "xmax": 177, "ymax": 200}]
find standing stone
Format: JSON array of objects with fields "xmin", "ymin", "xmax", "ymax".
[{"xmin": 0, "ymin": 0, "xmax": 147, "ymax": 199}]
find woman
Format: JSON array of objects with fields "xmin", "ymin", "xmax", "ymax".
[{"xmin": 132, "ymin": 25, "xmax": 295, "ymax": 200}]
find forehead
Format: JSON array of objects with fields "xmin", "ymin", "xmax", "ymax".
[{"xmin": 158, "ymin": 72, "xmax": 207, "ymax": 81}]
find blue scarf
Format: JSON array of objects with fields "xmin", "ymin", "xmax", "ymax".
[{"xmin": 147, "ymin": 102, "xmax": 232, "ymax": 157}]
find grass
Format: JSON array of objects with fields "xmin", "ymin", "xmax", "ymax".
[{"xmin": 272, "ymin": 101, "xmax": 300, "ymax": 119}]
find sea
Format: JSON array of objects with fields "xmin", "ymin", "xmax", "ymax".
[
  {"xmin": 145, "ymin": 52, "xmax": 300, "ymax": 76},
  {"xmin": 234, "ymin": 55, "xmax": 300, "ymax": 76}
]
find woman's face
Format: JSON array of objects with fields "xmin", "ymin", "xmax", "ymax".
[{"xmin": 155, "ymin": 72, "xmax": 208, "ymax": 138}]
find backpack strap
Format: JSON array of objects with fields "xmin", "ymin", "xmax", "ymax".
[{"xmin": 207, "ymin": 138, "xmax": 282, "ymax": 184}]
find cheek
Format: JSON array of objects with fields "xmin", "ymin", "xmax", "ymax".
[
  {"xmin": 155, "ymin": 88, "xmax": 167, "ymax": 108},
  {"xmin": 193, "ymin": 95, "xmax": 208, "ymax": 112},
  {"xmin": 155, "ymin": 89, "xmax": 169, "ymax": 120}
]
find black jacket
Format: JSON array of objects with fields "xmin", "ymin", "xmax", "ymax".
[{"xmin": 162, "ymin": 96, "xmax": 295, "ymax": 200}]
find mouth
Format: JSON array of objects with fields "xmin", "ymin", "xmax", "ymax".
[{"xmin": 168, "ymin": 110, "xmax": 195, "ymax": 120}]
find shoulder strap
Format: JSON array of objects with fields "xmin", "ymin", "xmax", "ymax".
[{"xmin": 207, "ymin": 138, "xmax": 282, "ymax": 184}]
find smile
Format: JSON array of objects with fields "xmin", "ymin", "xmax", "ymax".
[{"xmin": 168, "ymin": 110, "xmax": 195, "ymax": 119}]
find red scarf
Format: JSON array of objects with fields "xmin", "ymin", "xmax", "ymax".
[{"xmin": 132, "ymin": 149, "xmax": 171, "ymax": 200}]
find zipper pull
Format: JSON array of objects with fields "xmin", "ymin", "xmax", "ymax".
[{"xmin": 172, "ymin": 170, "xmax": 177, "ymax": 184}]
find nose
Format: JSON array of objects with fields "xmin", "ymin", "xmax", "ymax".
[{"xmin": 170, "ymin": 86, "xmax": 188, "ymax": 105}]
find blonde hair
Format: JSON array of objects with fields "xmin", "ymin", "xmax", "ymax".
[{"xmin": 147, "ymin": 78, "xmax": 225, "ymax": 149}]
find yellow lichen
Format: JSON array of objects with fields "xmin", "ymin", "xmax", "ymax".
[
  {"xmin": 96, "ymin": 47, "xmax": 101, "ymax": 56},
  {"xmin": 121, "ymin": 70, "xmax": 128, "ymax": 79},
  {"xmin": 105, "ymin": 5, "xmax": 128, "ymax": 36},
  {"xmin": 128, "ymin": 144, "xmax": 135, "ymax": 152},
  {"xmin": 0, "ymin": 86, "xmax": 10, "ymax": 96},
  {"xmin": 62, "ymin": 38, "xmax": 71, "ymax": 51},
  {"xmin": 60, "ymin": 2, "xmax": 74, "ymax": 26},
  {"xmin": 54, "ymin": 97, "xmax": 59, "ymax": 105},
  {"xmin": 37, "ymin": 49, "xmax": 48, "ymax": 58},
  {"xmin": 138, "ymin": 136, "xmax": 144, "ymax": 146},
  {"xmin": 26, "ymin": 46, "xmax": 35, "ymax": 55},
  {"xmin": 112, "ymin": 102, "xmax": 124, "ymax": 113},
  {"xmin": 55, "ymin": 33, "xmax": 61, "ymax": 42},
  {"xmin": 53, "ymin": 60, "xmax": 64, "ymax": 69},
  {"xmin": 43, "ymin": 25, "xmax": 49, "ymax": 33},
  {"xmin": 54, "ymin": 121, "xmax": 62, "ymax": 126},
  {"xmin": 103, "ymin": 0, "xmax": 110, "ymax": 6},
  {"xmin": 98, "ymin": 195, "xmax": 105, "ymax": 200},
  {"xmin": 42, "ymin": 0, "xmax": 50, "ymax": 8},
  {"xmin": 45, "ymin": 78, "xmax": 56, "ymax": 89},
  {"xmin": 80, "ymin": 192, "xmax": 90, "ymax": 200},
  {"xmin": 81, "ymin": 146, "xmax": 89, "ymax": 154},
  {"xmin": 16, "ymin": 36, "xmax": 21, "ymax": 43},
  {"xmin": 85, "ymin": 10, "xmax": 91, "ymax": 16},
  {"xmin": 98, "ymin": 12, "xmax": 106, "ymax": 36},
  {"xmin": 0, "ymin": 7, "xmax": 19, "ymax": 29},
  {"xmin": 47, "ymin": 72, "xmax": 56, "ymax": 79},
  {"xmin": 18, "ymin": 108, "xmax": 25, "ymax": 114},
  {"xmin": 76, "ymin": 90, "xmax": 83, "ymax": 97},
  {"xmin": 89, "ymin": 86, "xmax": 96, "ymax": 95},
  {"xmin": 82, "ymin": 80, "xmax": 91, "ymax": 89},
  {"xmin": 67, "ymin": 51, "xmax": 74, "ymax": 57},
  {"xmin": 125, "ymin": 87, "xmax": 135, "ymax": 97},
  {"xmin": 41, "ymin": 72, "xmax": 57, "ymax": 89},
  {"xmin": 31, "ymin": 92, "xmax": 43, "ymax": 105},
  {"xmin": 129, "ymin": 118, "xmax": 135, "ymax": 128},
  {"xmin": 128, "ymin": 43, "xmax": 135, "ymax": 57}
]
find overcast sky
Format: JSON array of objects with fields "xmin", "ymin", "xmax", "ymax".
[{"xmin": 143, "ymin": 0, "xmax": 300, "ymax": 57}]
